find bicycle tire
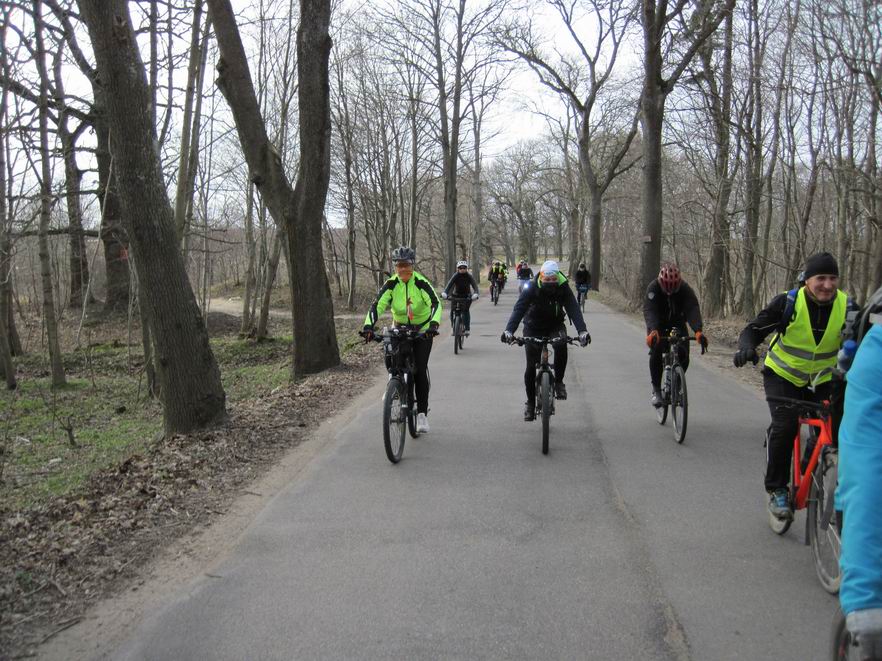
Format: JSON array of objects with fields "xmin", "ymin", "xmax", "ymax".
[
  {"xmin": 831, "ymin": 609, "xmax": 854, "ymax": 661},
  {"xmin": 808, "ymin": 450, "xmax": 841, "ymax": 594},
  {"xmin": 383, "ymin": 378, "xmax": 406, "ymax": 463},
  {"xmin": 453, "ymin": 316, "xmax": 462, "ymax": 355},
  {"xmin": 671, "ymin": 365, "xmax": 688, "ymax": 443},
  {"xmin": 540, "ymin": 371, "xmax": 552, "ymax": 455},
  {"xmin": 579, "ymin": 291, "xmax": 586, "ymax": 312}
]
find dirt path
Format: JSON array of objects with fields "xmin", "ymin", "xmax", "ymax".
[{"xmin": 205, "ymin": 297, "xmax": 363, "ymax": 321}]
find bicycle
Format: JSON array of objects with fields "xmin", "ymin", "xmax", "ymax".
[
  {"xmin": 508, "ymin": 335, "xmax": 581, "ymax": 455},
  {"xmin": 517, "ymin": 278, "xmax": 531, "ymax": 294},
  {"xmin": 653, "ymin": 328, "xmax": 696, "ymax": 444},
  {"xmin": 576, "ymin": 284, "xmax": 589, "ymax": 312},
  {"xmin": 448, "ymin": 296, "xmax": 471, "ymax": 355},
  {"xmin": 490, "ymin": 279, "xmax": 501, "ymax": 305},
  {"xmin": 364, "ymin": 325, "xmax": 429, "ymax": 464},
  {"xmin": 765, "ymin": 395, "xmax": 840, "ymax": 594}
]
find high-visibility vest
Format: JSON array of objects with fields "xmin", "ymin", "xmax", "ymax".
[{"xmin": 764, "ymin": 288, "xmax": 847, "ymax": 387}]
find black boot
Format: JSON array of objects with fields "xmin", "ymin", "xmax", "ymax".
[
  {"xmin": 554, "ymin": 382, "xmax": 567, "ymax": 400},
  {"xmin": 524, "ymin": 401, "xmax": 535, "ymax": 421}
]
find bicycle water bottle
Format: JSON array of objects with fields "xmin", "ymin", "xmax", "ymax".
[{"xmin": 837, "ymin": 338, "xmax": 858, "ymax": 374}]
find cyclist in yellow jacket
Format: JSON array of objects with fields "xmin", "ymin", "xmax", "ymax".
[
  {"xmin": 734, "ymin": 252, "xmax": 859, "ymax": 521},
  {"xmin": 362, "ymin": 246, "xmax": 441, "ymax": 433}
]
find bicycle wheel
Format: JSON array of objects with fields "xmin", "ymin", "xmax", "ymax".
[
  {"xmin": 808, "ymin": 449, "xmax": 841, "ymax": 594},
  {"xmin": 579, "ymin": 291, "xmax": 586, "ymax": 312},
  {"xmin": 453, "ymin": 315, "xmax": 462, "ymax": 355},
  {"xmin": 540, "ymin": 371, "xmax": 552, "ymax": 455},
  {"xmin": 671, "ymin": 365, "xmax": 688, "ymax": 444},
  {"xmin": 831, "ymin": 609, "xmax": 855, "ymax": 661},
  {"xmin": 383, "ymin": 378, "xmax": 406, "ymax": 463},
  {"xmin": 655, "ymin": 401, "xmax": 668, "ymax": 425}
]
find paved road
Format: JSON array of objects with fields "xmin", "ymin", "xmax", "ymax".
[{"xmin": 112, "ymin": 287, "xmax": 839, "ymax": 660}]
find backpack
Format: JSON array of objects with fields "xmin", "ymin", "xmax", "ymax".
[{"xmin": 851, "ymin": 285, "xmax": 882, "ymax": 345}]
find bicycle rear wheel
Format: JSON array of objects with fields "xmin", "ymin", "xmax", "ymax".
[
  {"xmin": 383, "ymin": 378, "xmax": 406, "ymax": 463},
  {"xmin": 671, "ymin": 365, "xmax": 688, "ymax": 443},
  {"xmin": 540, "ymin": 371, "xmax": 552, "ymax": 455},
  {"xmin": 808, "ymin": 449, "xmax": 841, "ymax": 594},
  {"xmin": 453, "ymin": 316, "xmax": 462, "ymax": 355}
]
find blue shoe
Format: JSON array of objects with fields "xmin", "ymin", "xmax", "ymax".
[{"xmin": 768, "ymin": 489, "xmax": 792, "ymax": 521}]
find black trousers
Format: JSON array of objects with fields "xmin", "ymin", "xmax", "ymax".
[
  {"xmin": 413, "ymin": 335, "xmax": 433, "ymax": 414},
  {"xmin": 524, "ymin": 325, "xmax": 567, "ymax": 402},
  {"xmin": 762, "ymin": 369, "xmax": 841, "ymax": 491},
  {"xmin": 648, "ymin": 334, "xmax": 690, "ymax": 389}
]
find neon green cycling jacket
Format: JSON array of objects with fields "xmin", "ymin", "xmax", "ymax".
[{"xmin": 364, "ymin": 271, "xmax": 442, "ymax": 331}]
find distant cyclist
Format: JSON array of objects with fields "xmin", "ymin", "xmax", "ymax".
[
  {"xmin": 574, "ymin": 263, "xmax": 591, "ymax": 290},
  {"xmin": 362, "ymin": 246, "xmax": 441, "ymax": 433},
  {"xmin": 501, "ymin": 260, "xmax": 590, "ymax": 421},
  {"xmin": 838, "ymin": 295, "xmax": 882, "ymax": 661},
  {"xmin": 733, "ymin": 252, "xmax": 858, "ymax": 521},
  {"xmin": 441, "ymin": 260, "xmax": 480, "ymax": 336},
  {"xmin": 517, "ymin": 261, "xmax": 533, "ymax": 292},
  {"xmin": 489, "ymin": 261, "xmax": 507, "ymax": 294},
  {"xmin": 643, "ymin": 262, "xmax": 707, "ymax": 408}
]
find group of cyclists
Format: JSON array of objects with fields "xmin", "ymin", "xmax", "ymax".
[{"xmin": 361, "ymin": 246, "xmax": 882, "ymax": 659}]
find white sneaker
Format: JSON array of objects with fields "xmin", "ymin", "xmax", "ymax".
[{"xmin": 416, "ymin": 413, "xmax": 430, "ymax": 433}]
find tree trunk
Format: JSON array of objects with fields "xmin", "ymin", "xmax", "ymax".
[
  {"xmin": 240, "ymin": 181, "xmax": 257, "ymax": 334},
  {"xmin": 35, "ymin": 0, "xmax": 66, "ymax": 388},
  {"xmin": 638, "ymin": 91, "xmax": 665, "ymax": 302},
  {"xmin": 78, "ymin": 0, "xmax": 226, "ymax": 433},
  {"xmin": 208, "ymin": 0, "xmax": 340, "ymax": 376},
  {"xmin": 256, "ymin": 230, "xmax": 283, "ymax": 340}
]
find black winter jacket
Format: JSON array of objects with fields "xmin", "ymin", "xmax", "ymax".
[
  {"xmin": 506, "ymin": 273, "xmax": 587, "ymax": 335},
  {"xmin": 443, "ymin": 271, "xmax": 479, "ymax": 298},
  {"xmin": 643, "ymin": 280, "xmax": 703, "ymax": 333}
]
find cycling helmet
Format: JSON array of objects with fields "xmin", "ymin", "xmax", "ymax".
[
  {"xmin": 579, "ymin": 263, "xmax": 586, "ymax": 269},
  {"xmin": 658, "ymin": 262, "xmax": 682, "ymax": 294},
  {"xmin": 456, "ymin": 260, "xmax": 468, "ymax": 269},
  {"xmin": 391, "ymin": 246, "xmax": 415, "ymax": 264}
]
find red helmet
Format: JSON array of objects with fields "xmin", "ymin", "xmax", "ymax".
[{"xmin": 658, "ymin": 262, "xmax": 682, "ymax": 294}]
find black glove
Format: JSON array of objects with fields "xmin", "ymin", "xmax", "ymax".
[
  {"xmin": 579, "ymin": 330, "xmax": 591, "ymax": 347},
  {"xmin": 426, "ymin": 322, "xmax": 439, "ymax": 337},
  {"xmin": 360, "ymin": 326, "xmax": 374, "ymax": 342},
  {"xmin": 501, "ymin": 330, "xmax": 514, "ymax": 344},
  {"xmin": 733, "ymin": 347, "xmax": 758, "ymax": 368}
]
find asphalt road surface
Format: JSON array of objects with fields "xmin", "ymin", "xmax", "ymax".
[{"xmin": 111, "ymin": 286, "xmax": 839, "ymax": 660}]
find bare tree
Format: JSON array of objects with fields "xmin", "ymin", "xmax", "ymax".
[
  {"xmin": 76, "ymin": 0, "xmax": 226, "ymax": 433},
  {"xmin": 208, "ymin": 0, "xmax": 341, "ymax": 376}
]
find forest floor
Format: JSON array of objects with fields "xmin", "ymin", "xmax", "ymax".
[{"xmin": 0, "ymin": 303, "xmax": 382, "ymax": 659}]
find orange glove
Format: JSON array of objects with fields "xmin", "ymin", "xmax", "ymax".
[
  {"xmin": 646, "ymin": 330, "xmax": 660, "ymax": 348},
  {"xmin": 695, "ymin": 331, "xmax": 708, "ymax": 353}
]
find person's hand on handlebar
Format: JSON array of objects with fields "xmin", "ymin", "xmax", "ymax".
[
  {"xmin": 501, "ymin": 330, "xmax": 514, "ymax": 344},
  {"xmin": 695, "ymin": 331, "xmax": 708, "ymax": 354},
  {"xmin": 646, "ymin": 329, "xmax": 659, "ymax": 348},
  {"xmin": 440, "ymin": 291, "xmax": 448, "ymax": 300},
  {"xmin": 733, "ymin": 346, "xmax": 758, "ymax": 367},
  {"xmin": 471, "ymin": 293, "xmax": 479, "ymax": 301},
  {"xmin": 426, "ymin": 321, "xmax": 440, "ymax": 337},
  {"xmin": 579, "ymin": 330, "xmax": 591, "ymax": 347},
  {"xmin": 360, "ymin": 325, "xmax": 374, "ymax": 343}
]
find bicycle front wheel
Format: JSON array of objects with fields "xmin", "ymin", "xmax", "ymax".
[
  {"xmin": 383, "ymin": 378, "xmax": 406, "ymax": 463},
  {"xmin": 808, "ymin": 449, "xmax": 841, "ymax": 594},
  {"xmin": 540, "ymin": 372, "xmax": 552, "ymax": 455},
  {"xmin": 671, "ymin": 364, "xmax": 688, "ymax": 444},
  {"xmin": 453, "ymin": 316, "xmax": 462, "ymax": 355}
]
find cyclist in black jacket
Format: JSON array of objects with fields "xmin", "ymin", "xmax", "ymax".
[
  {"xmin": 502, "ymin": 260, "xmax": 591, "ymax": 421},
  {"xmin": 574, "ymin": 263, "xmax": 591, "ymax": 289},
  {"xmin": 441, "ymin": 260, "xmax": 480, "ymax": 335},
  {"xmin": 643, "ymin": 263, "xmax": 707, "ymax": 408}
]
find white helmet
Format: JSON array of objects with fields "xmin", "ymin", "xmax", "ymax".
[{"xmin": 456, "ymin": 260, "xmax": 469, "ymax": 269}]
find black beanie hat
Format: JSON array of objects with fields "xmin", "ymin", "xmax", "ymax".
[{"xmin": 803, "ymin": 252, "xmax": 839, "ymax": 280}]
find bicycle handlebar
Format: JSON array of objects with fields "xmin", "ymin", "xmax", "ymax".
[
  {"xmin": 766, "ymin": 395, "xmax": 832, "ymax": 417},
  {"xmin": 510, "ymin": 336, "xmax": 578, "ymax": 347},
  {"xmin": 361, "ymin": 326, "xmax": 430, "ymax": 343}
]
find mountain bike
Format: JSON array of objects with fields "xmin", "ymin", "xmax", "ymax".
[
  {"xmin": 765, "ymin": 396, "xmax": 840, "ymax": 593},
  {"xmin": 577, "ymin": 284, "xmax": 589, "ymax": 312},
  {"xmin": 449, "ymin": 296, "xmax": 470, "ymax": 355},
  {"xmin": 509, "ymin": 335, "xmax": 581, "ymax": 455},
  {"xmin": 654, "ymin": 328, "xmax": 696, "ymax": 443},
  {"xmin": 365, "ymin": 326, "xmax": 428, "ymax": 464},
  {"xmin": 490, "ymin": 279, "xmax": 500, "ymax": 305}
]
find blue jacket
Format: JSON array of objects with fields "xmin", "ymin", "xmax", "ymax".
[{"xmin": 839, "ymin": 324, "xmax": 882, "ymax": 615}]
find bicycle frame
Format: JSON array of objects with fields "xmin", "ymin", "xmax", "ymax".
[
  {"xmin": 659, "ymin": 330, "xmax": 694, "ymax": 402},
  {"xmin": 786, "ymin": 401, "xmax": 834, "ymax": 512}
]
